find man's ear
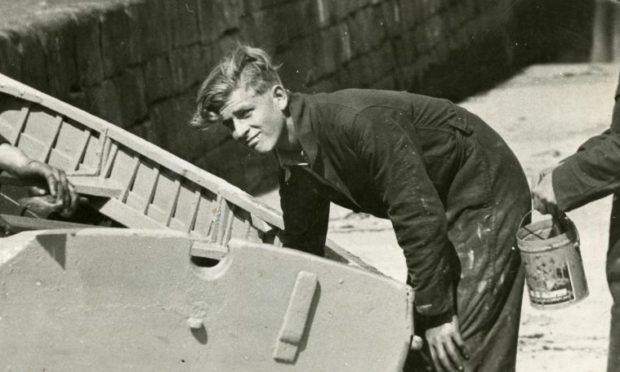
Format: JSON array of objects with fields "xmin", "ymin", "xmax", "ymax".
[{"xmin": 272, "ymin": 85, "xmax": 288, "ymax": 111}]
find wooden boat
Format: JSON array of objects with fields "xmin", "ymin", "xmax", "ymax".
[
  {"xmin": 0, "ymin": 228, "xmax": 414, "ymax": 371},
  {"xmin": 0, "ymin": 73, "xmax": 380, "ymax": 274}
]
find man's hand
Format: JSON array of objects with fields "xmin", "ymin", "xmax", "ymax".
[
  {"xmin": 18, "ymin": 160, "xmax": 78, "ymax": 216},
  {"xmin": 425, "ymin": 315, "xmax": 469, "ymax": 372},
  {"xmin": 531, "ymin": 167, "xmax": 559, "ymax": 216}
]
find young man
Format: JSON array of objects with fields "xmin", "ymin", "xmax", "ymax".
[
  {"xmin": 0, "ymin": 134, "xmax": 77, "ymax": 217},
  {"xmin": 192, "ymin": 45, "xmax": 531, "ymax": 372},
  {"xmin": 532, "ymin": 73, "xmax": 620, "ymax": 372}
]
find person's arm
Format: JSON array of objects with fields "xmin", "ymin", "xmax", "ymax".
[
  {"xmin": 0, "ymin": 142, "xmax": 77, "ymax": 215},
  {"xmin": 278, "ymin": 165, "xmax": 330, "ymax": 256},
  {"xmin": 536, "ymin": 78, "xmax": 620, "ymax": 213},
  {"xmin": 348, "ymin": 109, "xmax": 456, "ymax": 318},
  {"xmin": 550, "ymin": 129, "xmax": 620, "ymax": 211},
  {"xmin": 347, "ymin": 109, "xmax": 467, "ymax": 371}
]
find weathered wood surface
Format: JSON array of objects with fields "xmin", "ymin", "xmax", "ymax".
[
  {"xmin": 0, "ymin": 73, "xmax": 380, "ymax": 274},
  {"xmin": 0, "ymin": 229, "xmax": 414, "ymax": 371}
]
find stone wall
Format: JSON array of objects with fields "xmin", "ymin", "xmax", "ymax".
[{"xmin": 0, "ymin": 0, "xmax": 593, "ymax": 194}]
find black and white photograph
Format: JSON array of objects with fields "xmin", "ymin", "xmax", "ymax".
[{"xmin": 0, "ymin": 1, "xmax": 614, "ymax": 371}]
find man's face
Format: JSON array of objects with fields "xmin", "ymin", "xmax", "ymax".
[{"xmin": 220, "ymin": 85, "xmax": 287, "ymax": 154}]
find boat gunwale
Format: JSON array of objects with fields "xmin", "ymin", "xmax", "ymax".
[{"xmin": 0, "ymin": 74, "xmax": 381, "ymax": 275}]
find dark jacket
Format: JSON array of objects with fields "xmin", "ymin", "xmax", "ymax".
[
  {"xmin": 278, "ymin": 89, "xmax": 528, "ymax": 322},
  {"xmin": 553, "ymin": 79, "xmax": 620, "ymax": 210},
  {"xmin": 552, "ymin": 74, "xmax": 620, "ymax": 372}
]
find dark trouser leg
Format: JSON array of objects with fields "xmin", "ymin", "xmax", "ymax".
[
  {"xmin": 607, "ymin": 198, "xmax": 620, "ymax": 372},
  {"xmin": 403, "ymin": 260, "xmax": 524, "ymax": 372},
  {"xmin": 609, "ymin": 304, "xmax": 620, "ymax": 372},
  {"xmin": 465, "ymin": 264, "xmax": 524, "ymax": 372},
  {"xmin": 607, "ymin": 241, "xmax": 620, "ymax": 372}
]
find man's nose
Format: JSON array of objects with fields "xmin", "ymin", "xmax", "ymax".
[{"xmin": 231, "ymin": 120, "xmax": 249, "ymax": 141}]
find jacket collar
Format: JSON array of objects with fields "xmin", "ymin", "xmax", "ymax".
[
  {"xmin": 287, "ymin": 92, "xmax": 319, "ymax": 168},
  {"xmin": 286, "ymin": 91, "xmax": 360, "ymax": 211}
]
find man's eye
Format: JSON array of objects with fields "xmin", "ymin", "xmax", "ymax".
[{"xmin": 238, "ymin": 109, "xmax": 252, "ymax": 119}]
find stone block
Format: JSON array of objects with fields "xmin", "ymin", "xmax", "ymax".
[
  {"xmin": 74, "ymin": 10, "xmax": 104, "ymax": 87},
  {"xmin": 337, "ymin": 23, "xmax": 354, "ymax": 64},
  {"xmin": 17, "ymin": 29, "xmax": 48, "ymax": 93},
  {"xmin": 380, "ymin": 0, "xmax": 403, "ymax": 38},
  {"xmin": 170, "ymin": 45, "xmax": 209, "ymax": 94},
  {"xmin": 239, "ymin": 9, "xmax": 282, "ymax": 52},
  {"xmin": 36, "ymin": 13, "xmax": 78, "ymax": 100},
  {"xmin": 310, "ymin": 26, "xmax": 343, "ymax": 78},
  {"xmin": 198, "ymin": 0, "xmax": 244, "ymax": 44},
  {"xmin": 393, "ymin": 29, "xmax": 418, "ymax": 66},
  {"xmin": 113, "ymin": 68, "xmax": 147, "ymax": 127},
  {"xmin": 368, "ymin": 6, "xmax": 388, "ymax": 49},
  {"xmin": 336, "ymin": 65, "xmax": 354, "ymax": 89},
  {"xmin": 143, "ymin": 55, "xmax": 174, "ymax": 103},
  {"xmin": 171, "ymin": 0, "xmax": 201, "ymax": 48},
  {"xmin": 414, "ymin": 23, "xmax": 431, "ymax": 55},
  {"xmin": 276, "ymin": 36, "xmax": 316, "ymax": 91},
  {"xmin": 150, "ymin": 93, "xmax": 219, "ymax": 161},
  {"xmin": 423, "ymin": 0, "xmax": 445, "ymax": 16},
  {"xmin": 370, "ymin": 42, "xmax": 396, "ymax": 79},
  {"xmin": 315, "ymin": 0, "xmax": 332, "ymax": 27},
  {"xmin": 86, "ymin": 80, "xmax": 122, "ymax": 125},
  {"xmin": 347, "ymin": 7, "xmax": 385, "ymax": 56},
  {"xmin": 100, "ymin": 4, "xmax": 142, "ymax": 78},
  {"xmin": 0, "ymin": 31, "xmax": 22, "ymax": 81},
  {"xmin": 242, "ymin": 0, "xmax": 319, "ymax": 51},
  {"xmin": 140, "ymin": 0, "xmax": 172, "ymax": 58},
  {"xmin": 345, "ymin": 55, "xmax": 373, "ymax": 87},
  {"xmin": 243, "ymin": 0, "xmax": 290, "ymax": 12},
  {"xmin": 149, "ymin": 98, "xmax": 180, "ymax": 153},
  {"xmin": 331, "ymin": 0, "xmax": 365, "ymax": 20},
  {"xmin": 398, "ymin": 0, "xmax": 418, "ymax": 28},
  {"xmin": 425, "ymin": 15, "xmax": 446, "ymax": 49}
]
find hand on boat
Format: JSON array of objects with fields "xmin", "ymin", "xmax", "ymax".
[
  {"xmin": 20, "ymin": 160, "xmax": 79, "ymax": 216},
  {"xmin": 425, "ymin": 315, "xmax": 469, "ymax": 372}
]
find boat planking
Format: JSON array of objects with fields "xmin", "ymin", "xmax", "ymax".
[{"xmin": 0, "ymin": 73, "xmax": 380, "ymax": 274}]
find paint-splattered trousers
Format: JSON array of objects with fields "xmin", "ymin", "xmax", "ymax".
[{"xmin": 404, "ymin": 109, "xmax": 531, "ymax": 372}]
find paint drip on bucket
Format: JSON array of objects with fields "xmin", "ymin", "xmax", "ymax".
[{"xmin": 516, "ymin": 212, "xmax": 588, "ymax": 309}]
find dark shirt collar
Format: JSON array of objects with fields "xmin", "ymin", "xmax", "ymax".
[{"xmin": 287, "ymin": 91, "xmax": 319, "ymax": 168}]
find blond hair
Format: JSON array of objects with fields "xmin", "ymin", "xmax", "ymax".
[{"xmin": 191, "ymin": 45, "xmax": 281, "ymax": 128}]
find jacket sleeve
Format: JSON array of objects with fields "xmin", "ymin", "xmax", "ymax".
[
  {"xmin": 347, "ymin": 108, "xmax": 457, "ymax": 320},
  {"xmin": 278, "ymin": 165, "xmax": 330, "ymax": 256},
  {"xmin": 553, "ymin": 78, "xmax": 620, "ymax": 211}
]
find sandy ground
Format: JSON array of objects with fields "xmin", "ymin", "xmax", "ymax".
[{"xmin": 257, "ymin": 63, "xmax": 619, "ymax": 371}]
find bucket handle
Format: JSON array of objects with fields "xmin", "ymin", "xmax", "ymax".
[{"xmin": 519, "ymin": 210, "xmax": 577, "ymax": 244}]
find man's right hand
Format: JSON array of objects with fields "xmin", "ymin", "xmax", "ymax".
[
  {"xmin": 531, "ymin": 167, "xmax": 560, "ymax": 216},
  {"xmin": 425, "ymin": 315, "xmax": 469, "ymax": 372}
]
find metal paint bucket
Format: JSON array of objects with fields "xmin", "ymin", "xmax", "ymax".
[{"xmin": 516, "ymin": 212, "xmax": 588, "ymax": 309}]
